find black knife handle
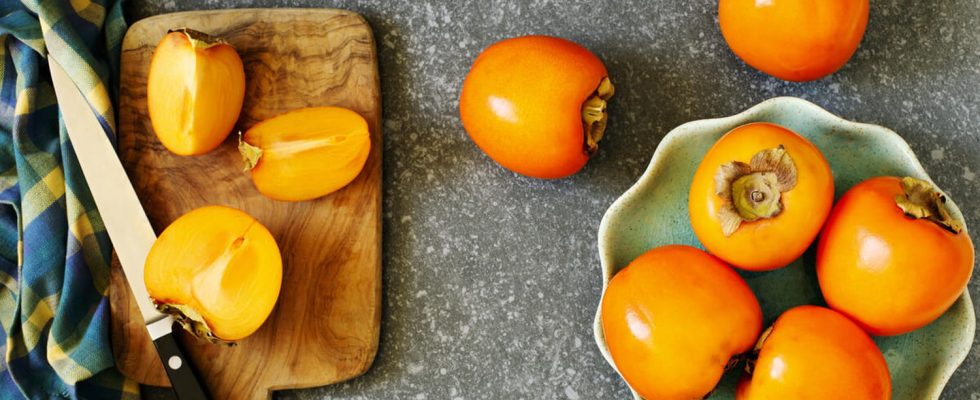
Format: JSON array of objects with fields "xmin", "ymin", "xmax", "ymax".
[{"xmin": 152, "ymin": 329, "xmax": 210, "ymax": 400}]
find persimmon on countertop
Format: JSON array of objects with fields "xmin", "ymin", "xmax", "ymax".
[
  {"xmin": 719, "ymin": 0, "xmax": 869, "ymax": 81},
  {"xmin": 147, "ymin": 28, "xmax": 245, "ymax": 156},
  {"xmin": 459, "ymin": 35, "xmax": 614, "ymax": 179}
]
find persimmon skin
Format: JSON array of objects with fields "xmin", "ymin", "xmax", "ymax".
[
  {"xmin": 242, "ymin": 107, "xmax": 371, "ymax": 202},
  {"xmin": 145, "ymin": 206, "xmax": 282, "ymax": 342},
  {"xmin": 459, "ymin": 35, "xmax": 608, "ymax": 179},
  {"xmin": 736, "ymin": 306, "xmax": 891, "ymax": 400},
  {"xmin": 601, "ymin": 245, "xmax": 762, "ymax": 400},
  {"xmin": 817, "ymin": 177, "xmax": 975, "ymax": 336},
  {"xmin": 147, "ymin": 30, "xmax": 246, "ymax": 156},
  {"xmin": 689, "ymin": 123, "xmax": 834, "ymax": 271},
  {"xmin": 719, "ymin": 0, "xmax": 869, "ymax": 81}
]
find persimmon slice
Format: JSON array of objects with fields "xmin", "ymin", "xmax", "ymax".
[
  {"xmin": 144, "ymin": 205, "xmax": 282, "ymax": 342},
  {"xmin": 147, "ymin": 29, "xmax": 246, "ymax": 156},
  {"xmin": 239, "ymin": 107, "xmax": 371, "ymax": 202}
]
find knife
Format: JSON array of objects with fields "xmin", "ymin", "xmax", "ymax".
[{"xmin": 46, "ymin": 56, "xmax": 209, "ymax": 400}]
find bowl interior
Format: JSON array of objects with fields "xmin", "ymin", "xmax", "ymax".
[{"xmin": 594, "ymin": 97, "xmax": 975, "ymax": 400}]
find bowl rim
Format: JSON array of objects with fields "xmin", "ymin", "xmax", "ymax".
[{"xmin": 593, "ymin": 96, "xmax": 976, "ymax": 399}]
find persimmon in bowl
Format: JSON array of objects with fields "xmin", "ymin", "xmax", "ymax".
[{"xmin": 594, "ymin": 97, "xmax": 974, "ymax": 400}]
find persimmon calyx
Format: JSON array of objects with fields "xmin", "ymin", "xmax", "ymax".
[
  {"xmin": 238, "ymin": 132, "xmax": 263, "ymax": 171},
  {"xmin": 709, "ymin": 349, "xmax": 754, "ymax": 399},
  {"xmin": 154, "ymin": 302, "xmax": 230, "ymax": 345},
  {"xmin": 743, "ymin": 325, "xmax": 774, "ymax": 376},
  {"xmin": 895, "ymin": 176, "xmax": 963, "ymax": 234},
  {"xmin": 582, "ymin": 77, "xmax": 615, "ymax": 155},
  {"xmin": 715, "ymin": 145, "xmax": 798, "ymax": 236},
  {"xmin": 170, "ymin": 27, "xmax": 226, "ymax": 50}
]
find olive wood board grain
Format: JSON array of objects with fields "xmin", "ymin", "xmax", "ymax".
[{"xmin": 110, "ymin": 9, "xmax": 382, "ymax": 399}]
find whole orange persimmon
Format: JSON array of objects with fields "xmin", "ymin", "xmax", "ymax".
[
  {"xmin": 817, "ymin": 176, "xmax": 975, "ymax": 336},
  {"xmin": 459, "ymin": 35, "xmax": 614, "ymax": 179},
  {"xmin": 719, "ymin": 0, "xmax": 869, "ymax": 81},
  {"xmin": 689, "ymin": 123, "xmax": 834, "ymax": 271},
  {"xmin": 737, "ymin": 305, "xmax": 891, "ymax": 400},
  {"xmin": 148, "ymin": 29, "xmax": 245, "ymax": 156},
  {"xmin": 601, "ymin": 245, "xmax": 762, "ymax": 399}
]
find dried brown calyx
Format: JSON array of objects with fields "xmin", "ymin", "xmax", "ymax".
[
  {"xmin": 170, "ymin": 27, "xmax": 226, "ymax": 50},
  {"xmin": 743, "ymin": 325, "xmax": 774, "ymax": 376},
  {"xmin": 238, "ymin": 131, "xmax": 263, "ymax": 171},
  {"xmin": 715, "ymin": 145, "xmax": 798, "ymax": 236},
  {"xmin": 582, "ymin": 77, "xmax": 615, "ymax": 155},
  {"xmin": 155, "ymin": 302, "xmax": 233, "ymax": 346},
  {"xmin": 895, "ymin": 176, "xmax": 963, "ymax": 234}
]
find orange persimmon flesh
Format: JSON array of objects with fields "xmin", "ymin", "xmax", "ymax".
[
  {"xmin": 240, "ymin": 107, "xmax": 371, "ymax": 202},
  {"xmin": 145, "ymin": 205, "xmax": 282, "ymax": 342},
  {"xmin": 148, "ymin": 29, "xmax": 245, "ymax": 156}
]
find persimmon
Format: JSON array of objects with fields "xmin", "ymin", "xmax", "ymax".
[
  {"xmin": 689, "ymin": 123, "xmax": 833, "ymax": 271},
  {"xmin": 736, "ymin": 305, "xmax": 891, "ymax": 400},
  {"xmin": 719, "ymin": 0, "xmax": 869, "ymax": 81},
  {"xmin": 145, "ymin": 205, "xmax": 282, "ymax": 342},
  {"xmin": 148, "ymin": 28, "xmax": 246, "ymax": 156},
  {"xmin": 817, "ymin": 176, "xmax": 975, "ymax": 336},
  {"xmin": 239, "ymin": 107, "xmax": 371, "ymax": 202},
  {"xmin": 459, "ymin": 35, "xmax": 614, "ymax": 179},
  {"xmin": 601, "ymin": 245, "xmax": 762, "ymax": 399}
]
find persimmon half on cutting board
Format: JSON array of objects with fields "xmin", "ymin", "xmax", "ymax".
[
  {"xmin": 239, "ymin": 106, "xmax": 372, "ymax": 202},
  {"xmin": 144, "ymin": 205, "xmax": 282, "ymax": 343},
  {"xmin": 147, "ymin": 28, "xmax": 246, "ymax": 156}
]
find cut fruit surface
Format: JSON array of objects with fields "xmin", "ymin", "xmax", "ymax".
[
  {"xmin": 240, "ymin": 106, "xmax": 371, "ymax": 201},
  {"xmin": 144, "ymin": 205, "xmax": 282, "ymax": 342},
  {"xmin": 147, "ymin": 29, "xmax": 245, "ymax": 156}
]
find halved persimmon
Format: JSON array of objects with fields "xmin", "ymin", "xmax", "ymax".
[
  {"xmin": 144, "ymin": 205, "xmax": 282, "ymax": 342},
  {"xmin": 689, "ymin": 122, "xmax": 834, "ymax": 271},
  {"xmin": 147, "ymin": 29, "xmax": 245, "ymax": 156},
  {"xmin": 239, "ymin": 106, "xmax": 371, "ymax": 202}
]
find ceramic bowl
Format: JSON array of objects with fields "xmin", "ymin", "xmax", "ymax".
[{"xmin": 593, "ymin": 97, "xmax": 975, "ymax": 400}]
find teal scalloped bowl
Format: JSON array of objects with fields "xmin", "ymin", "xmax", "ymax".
[{"xmin": 593, "ymin": 97, "xmax": 975, "ymax": 400}]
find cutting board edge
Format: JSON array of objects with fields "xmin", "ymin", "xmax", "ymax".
[{"xmin": 121, "ymin": 7, "xmax": 369, "ymax": 49}]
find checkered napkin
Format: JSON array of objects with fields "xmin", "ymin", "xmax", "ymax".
[{"xmin": 0, "ymin": 1, "xmax": 138, "ymax": 398}]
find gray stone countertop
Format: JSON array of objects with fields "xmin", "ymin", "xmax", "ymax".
[{"xmin": 127, "ymin": 1, "xmax": 980, "ymax": 399}]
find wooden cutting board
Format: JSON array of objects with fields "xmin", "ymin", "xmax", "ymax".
[{"xmin": 111, "ymin": 9, "xmax": 381, "ymax": 399}]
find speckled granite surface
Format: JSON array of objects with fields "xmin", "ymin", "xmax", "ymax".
[{"xmin": 125, "ymin": 1, "xmax": 980, "ymax": 399}]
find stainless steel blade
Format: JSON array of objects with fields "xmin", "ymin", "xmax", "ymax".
[{"xmin": 47, "ymin": 56, "xmax": 164, "ymax": 324}]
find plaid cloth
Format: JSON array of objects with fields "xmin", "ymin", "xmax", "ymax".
[{"xmin": 0, "ymin": 1, "xmax": 138, "ymax": 398}]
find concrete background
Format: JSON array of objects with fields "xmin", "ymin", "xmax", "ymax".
[{"xmin": 126, "ymin": 1, "xmax": 980, "ymax": 399}]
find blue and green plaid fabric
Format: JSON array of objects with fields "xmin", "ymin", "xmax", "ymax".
[{"xmin": 0, "ymin": 0, "xmax": 138, "ymax": 398}]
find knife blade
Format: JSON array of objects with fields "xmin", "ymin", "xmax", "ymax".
[{"xmin": 46, "ymin": 55, "xmax": 209, "ymax": 400}]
